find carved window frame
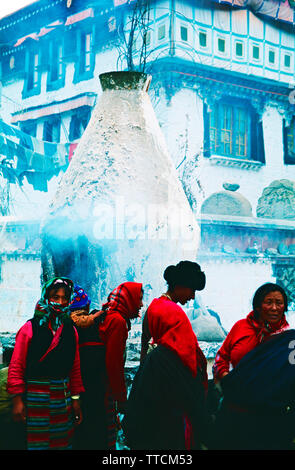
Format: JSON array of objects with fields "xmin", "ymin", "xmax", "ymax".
[{"xmin": 203, "ymin": 97, "xmax": 265, "ymax": 166}]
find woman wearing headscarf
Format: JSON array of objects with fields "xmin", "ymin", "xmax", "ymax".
[
  {"xmin": 122, "ymin": 261, "xmax": 212, "ymax": 450},
  {"xmin": 70, "ymin": 281, "xmax": 143, "ymax": 450},
  {"xmin": 7, "ymin": 277, "xmax": 84, "ymax": 450},
  {"xmin": 212, "ymin": 282, "xmax": 295, "ymax": 450}
]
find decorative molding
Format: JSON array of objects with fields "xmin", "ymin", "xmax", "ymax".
[
  {"xmin": 267, "ymin": 100, "xmax": 295, "ymax": 127},
  {"xmin": 257, "ymin": 179, "xmax": 295, "ymax": 220},
  {"xmin": 209, "ymin": 154, "xmax": 264, "ymax": 171},
  {"xmin": 273, "ymin": 263, "xmax": 295, "ymax": 304},
  {"xmin": 150, "ymin": 59, "xmax": 293, "ymax": 121}
]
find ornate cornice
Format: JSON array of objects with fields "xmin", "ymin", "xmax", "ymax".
[{"xmin": 149, "ymin": 58, "xmax": 295, "ymax": 120}]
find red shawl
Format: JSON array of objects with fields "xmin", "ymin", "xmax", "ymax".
[
  {"xmin": 147, "ymin": 296, "xmax": 208, "ymax": 388},
  {"xmin": 246, "ymin": 310, "xmax": 289, "ymax": 343}
]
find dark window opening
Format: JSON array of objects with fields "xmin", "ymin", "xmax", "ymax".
[
  {"xmin": 269, "ymin": 50, "xmax": 275, "ymax": 64},
  {"xmin": 180, "ymin": 26, "xmax": 188, "ymax": 42},
  {"xmin": 43, "ymin": 119, "xmax": 61, "ymax": 143},
  {"xmin": 236, "ymin": 42, "xmax": 243, "ymax": 57},
  {"xmin": 23, "ymin": 49, "xmax": 41, "ymax": 97},
  {"xmin": 80, "ymin": 31, "xmax": 92, "ymax": 75},
  {"xmin": 50, "ymin": 40, "xmax": 64, "ymax": 83},
  {"xmin": 69, "ymin": 108, "xmax": 91, "ymax": 141},
  {"xmin": 158, "ymin": 24, "xmax": 166, "ymax": 41},
  {"xmin": 199, "ymin": 32, "xmax": 207, "ymax": 48},
  {"xmin": 284, "ymin": 54, "xmax": 291, "ymax": 68},
  {"xmin": 20, "ymin": 121, "xmax": 37, "ymax": 138},
  {"xmin": 27, "ymin": 51, "xmax": 40, "ymax": 91},
  {"xmin": 218, "ymin": 38, "xmax": 225, "ymax": 53},
  {"xmin": 252, "ymin": 45, "xmax": 260, "ymax": 60},
  {"xmin": 74, "ymin": 28, "xmax": 94, "ymax": 82}
]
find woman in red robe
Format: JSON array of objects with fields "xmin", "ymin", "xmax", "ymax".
[
  {"xmin": 122, "ymin": 261, "xmax": 211, "ymax": 450},
  {"xmin": 212, "ymin": 282, "xmax": 295, "ymax": 450},
  {"xmin": 70, "ymin": 281, "xmax": 143, "ymax": 450},
  {"xmin": 7, "ymin": 277, "xmax": 84, "ymax": 450}
]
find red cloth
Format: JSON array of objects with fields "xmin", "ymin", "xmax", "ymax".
[
  {"xmin": 147, "ymin": 296, "xmax": 207, "ymax": 383},
  {"xmin": 7, "ymin": 321, "xmax": 84, "ymax": 396},
  {"xmin": 99, "ymin": 313, "xmax": 129, "ymax": 402},
  {"xmin": 102, "ymin": 282, "xmax": 143, "ymax": 322},
  {"xmin": 99, "ymin": 282, "xmax": 143, "ymax": 402},
  {"xmin": 213, "ymin": 311, "xmax": 289, "ymax": 381}
]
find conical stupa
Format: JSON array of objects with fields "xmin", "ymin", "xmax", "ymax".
[{"xmin": 41, "ymin": 72, "xmax": 200, "ymax": 307}]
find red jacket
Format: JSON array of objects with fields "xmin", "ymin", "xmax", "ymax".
[
  {"xmin": 72, "ymin": 282, "xmax": 143, "ymax": 403},
  {"xmin": 7, "ymin": 321, "xmax": 84, "ymax": 395},
  {"xmin": 98, "ymin": 312, "xmax": 129, "ymax": 403},
  {"xmin": 213, "ymin": 311, "xmax": 289, "ymax": 381}
]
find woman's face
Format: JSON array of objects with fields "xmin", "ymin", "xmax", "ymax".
[
  {"xmin": 47, "ymin": 287, "xmax": 69, "ymax": 308},
  {"xmin": 258, "ymin": 291, "xmax": 285, "ymax": 325}
]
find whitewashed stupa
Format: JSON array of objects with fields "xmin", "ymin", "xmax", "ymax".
[{"xmin": 41, "ymin": 72, "xmax": 200, "ymax": 307}]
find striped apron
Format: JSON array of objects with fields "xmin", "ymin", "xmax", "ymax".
[{"xmin": 26, "ymin": 377, "xmax": 74, "ymax": 450}]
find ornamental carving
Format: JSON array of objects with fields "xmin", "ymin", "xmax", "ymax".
[
  {"xmin": 273, "ymin": 264, "xmax": 295, "ymax": 305},
  {"xmin": 201, "ymin": 189, "xmax": 252, "ymax": 217},
  {"xmin": 256, "ymin": 179, "xmax": 295, "ymax": 220}
]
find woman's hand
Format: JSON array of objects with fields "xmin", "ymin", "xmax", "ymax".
[
  {"xmin": 72, "ymin": 398, "xmax": 83, "ymax": 426},
  {"xmin": 12, "ymin": 395, "xmax": 26, "ymax": 423}
]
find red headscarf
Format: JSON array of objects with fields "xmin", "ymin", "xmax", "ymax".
[{"xmin": 103, "ymin": 282, "xmax": 143, "ymax": 329}]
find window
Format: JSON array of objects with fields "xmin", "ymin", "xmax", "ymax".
[
  {"xmin": 47, "ymin": 39, "xmax": 65, "ymax": 91},
  {"xmin": 268, "ymin": 49, "xmax": 275, "ymax": 65},
  {"xmin": 218, "ymin": 38, "xmax": 225, "ymax": 53},
  {"xmin": 20, "ymin": 121, "xmax": 37, "ymax": 139},
  {"xmin": 199, "ymin": 31, "xmax": 207, "ymax": 48},
  {"xmin": 204, "ymin": 99, "xmax": 265, "ymax": 163},
  {"xmin": 23, "ymin": 49, "xmax": 41, "ymax": 97},
  {"xmin": 145, "ymin": 30, "xmax": 151, "ymax": 47},
  {"xmin": 43, "ymin": 118, "xmax": 61, "ymax": 143},
  {"xmin": 252, "ymin": 45, "xmax": 260, "ymax": 60},
  {"xmin": 157, "ymin": 24, "xmax": 166, "ymax": 41},
  {"xmin": 284, "ymin": 118, "xmax": 295, "ymax": 164},
  {"xmin": 284, "ymin": 53, "xmax": 291, "ymax": 68},
  {"xmin": 235, "ymin": 41, "xmax": 243, "ymax": 57},
  {"xmin": 180, "ymin": 26, "xmax": 188, "ymax": 42},
  {"xmin": 74, "ymin": 29, "xmax": 94, "ymax": 82},
  {"xmin": 69, "ymin": 108, "xmax": 91, "ymax": 141},
  {"xmin": 81, "ymin": 32, "xmax": 92, "ymax": 74}
]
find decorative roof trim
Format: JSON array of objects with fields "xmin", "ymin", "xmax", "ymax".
[{"xmin": 65, "ymin": 8, "xmax": 94, "ymax": 26}]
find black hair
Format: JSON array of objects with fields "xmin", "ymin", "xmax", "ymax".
[
  {"xmin": 163, "ymin": 260, "xmax": 206, "ymax": 291},
  {"xmin": 252, "ymin": 283, "xmax": 288, "ymax": 318}
]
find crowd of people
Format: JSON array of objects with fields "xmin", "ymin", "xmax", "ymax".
[{"xmin": 2, "ymin": 260, "xmax": 295, "ymax": 451}]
